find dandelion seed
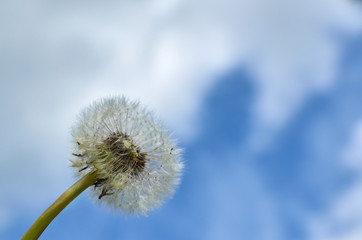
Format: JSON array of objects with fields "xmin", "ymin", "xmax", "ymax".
[{"xmin": 70, "ymin": 96, "xmax": 183, "ymax": 215}]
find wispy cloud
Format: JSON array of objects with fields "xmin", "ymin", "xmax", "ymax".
[{"xmin": 308, "ymin": 120, "xmax": 362, "ymax": 240}]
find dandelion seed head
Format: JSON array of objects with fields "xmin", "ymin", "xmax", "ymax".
[{"xmin": 70, "ymin": 96, "xmax": 183, "ymax": 215}]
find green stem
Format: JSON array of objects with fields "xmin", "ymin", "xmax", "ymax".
[{"xmin": 21, "ymin": 170, "xmax": 98, "ymax": 240}]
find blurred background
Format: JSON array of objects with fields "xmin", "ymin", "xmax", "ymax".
[{"xmin": 1, "ymin": 0, "xmax": 362, "ymax": 239}]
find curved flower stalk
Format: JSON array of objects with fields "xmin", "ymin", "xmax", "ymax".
[{"xmin": 21, "ymin": 96, "xmax": 183, "ymax": 240}]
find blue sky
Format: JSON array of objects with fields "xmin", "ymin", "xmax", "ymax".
[{"xmin": 1, "ymin": 1, "xmax": 362, "ymax": 240}]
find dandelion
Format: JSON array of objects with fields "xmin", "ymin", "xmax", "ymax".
[
  {"xmin": 71, "ymin": 96, "xmax": 183, "ymax": 214},
  {"xmin": 21, "ymin": 96, "xmax": 183, "ymax": 240}
]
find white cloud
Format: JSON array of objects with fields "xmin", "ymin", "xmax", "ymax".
[{"xmin": 3, "ymin": 0, "xmax": 361, "ymax": 137}]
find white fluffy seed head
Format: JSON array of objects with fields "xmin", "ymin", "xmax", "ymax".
[{"xmin": 70, "ymin": 96, "xmax": 183, "ymax": 215}]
